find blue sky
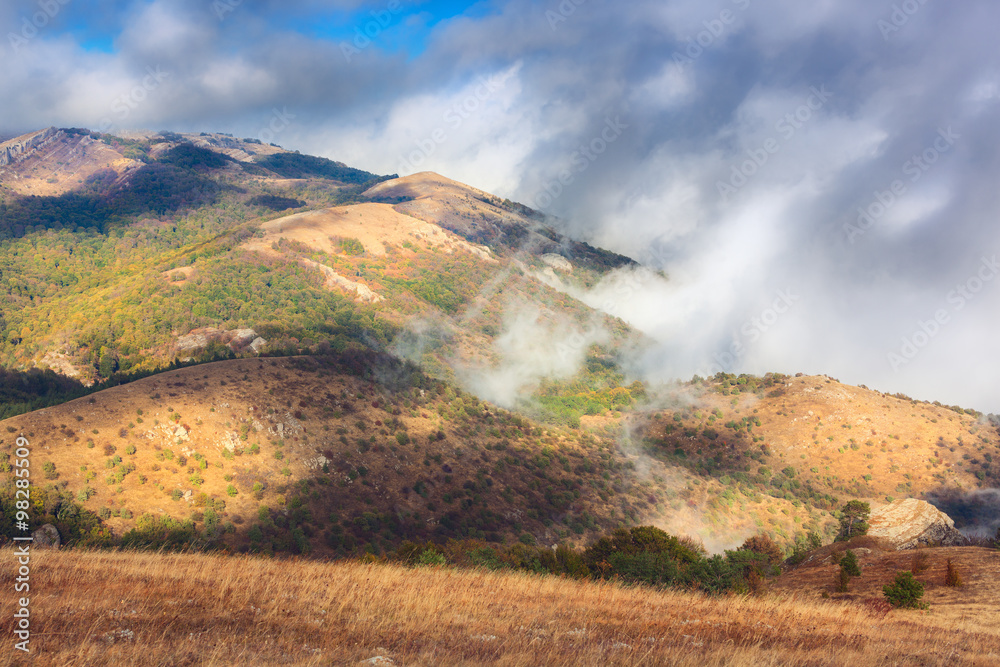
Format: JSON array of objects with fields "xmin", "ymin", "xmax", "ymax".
[
  {"xmin": 2, "ymin": 0, "xmax": 1000, "ymax": 412},
  {"xmin": 51, "ymin": 0, "xmax": 487, "ymax": 57}
]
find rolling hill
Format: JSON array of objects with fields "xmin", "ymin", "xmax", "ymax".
[
  {"xmin": 0, "ymin": 128, "xmax": 640, "ymax": 427},
  {"xmin": 2, "ymin": 351, "xmax": 998, "ymax": 558}
]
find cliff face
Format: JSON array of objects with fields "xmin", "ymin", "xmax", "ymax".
[
  {"xmin": 867, "ymin": 498, "xmax": 964, "ymax": 550},
  {"xmin": 0, "ymin": 126, "xmax": 60, "ymax": 167}
]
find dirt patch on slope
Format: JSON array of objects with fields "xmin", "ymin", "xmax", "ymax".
[{"xmin": 245, "ymin": 202, "xmax": 494, "ymax": 260}]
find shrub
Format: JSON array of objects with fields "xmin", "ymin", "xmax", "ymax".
[
  {"xmin": 883, "ymin": 571, "xmax": 928, "ymax": 609},
  {"xmin": 226, "ymin": 484, "xmax": 238, "ymax": 497},
  {"xmin": 836, "ymin": 566, "xmax": 851, "ymax": 593},
  {"xmin": 911, "ymin": 551, "xmax": 930, "ymax": 574},
  {"xmin": 125, "ymin": 444, "xmax": 136, "ymax": 455},
  {"xmin": 171, "ymin": 489, "xmax": 183, "ymax": 501},
  {"xmin": 42, "ymin": 461, "xmax": 58, "ymax": 480},
  {"xmin": 841, "ymin": 550, "xmax": 861, "ymax": 576},
  {"xmin": 738, "ymin": 534, "xmax": 784, "ymax": 566},
  {"xmin": 417, "ymin": 548, "xmax": 447, "ymax": 566},
  {"xmin": 945, "ymin": 559, "xmax": 963, "ymax": 587}
]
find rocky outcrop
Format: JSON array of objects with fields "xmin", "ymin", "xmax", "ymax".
[
  {"xmin": 867, "ymin": 498, "xmax": 963, "ymax": 550},
  {"xmin": 32, "ymin": 523, "xmax": 61, "ymax": 548},
  {"xmin": 303, "ymin": 259, "xmax": 384, "ymax": 303},
  {"xmin": 0, "ymin": 127, "xmax": 60, "ymax": 167},
  {"xmin": 541, "ymin": 253, "xmax": 573, "ymax": 272},
  {"xmin": 174, "ymin": 327, "xmax": 267, "ymax": 359}
]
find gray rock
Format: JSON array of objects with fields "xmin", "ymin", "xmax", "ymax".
[
  {"xmin": 0, "ymin": 127, "xmax": 59, "ymax": 167},
  {"xmin": 32, "ymin": 523, "xmax": 60, "ymax": 548}
]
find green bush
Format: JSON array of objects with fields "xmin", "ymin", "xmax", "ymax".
[
  {"xmin": 226, "ymin": 484, "xmax": 238, "ymax": 497},
  {"xmin": 836, "ymin": 566, "xmax": 851, "ymax": 592},
  {"xmin": 883, "ymin": 571, "xmax": 927, "ymax": 609},
  {"xmin": 417, "ymin": 548, "xmax": 447, "ymax": 566},
  {"xmin": 841, "ymin": 549, "xmax": 861, "ymax": 576}
]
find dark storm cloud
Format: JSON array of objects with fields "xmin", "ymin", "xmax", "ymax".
[
  {"xmin": 403, "ymin": 0, "xmax": 1000, "ymax": 412},
  {"xmin": 1, "ymin": 0, "xmax": 997, "ymax": 410}
]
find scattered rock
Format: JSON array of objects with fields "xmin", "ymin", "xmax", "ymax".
[
  {"xmin": 32, "ymin": 523, "xmax": 60, "ymax": 548},
  {"xmin": 867, "ymin": 498, "xmax": 963, "ymax": 550},
  {"xmin": 304, "ymin": 455, "xmax": 329, "ymax": 470},
  {"xmin": 360, "ymin": 657, "xmax": 395, "ymax": 666}
]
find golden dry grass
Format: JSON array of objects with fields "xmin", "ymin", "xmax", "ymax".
[
  {"xmin": 3, "ymin": 547, "xmax": 999, "ymax": 666},
  {"xmin": 773, "ymin": 545, "xmax": 1000, "ymax": 637},
  {"xmin": 245, "ymin": 202, "xmax": 494, "ymax": 260}
]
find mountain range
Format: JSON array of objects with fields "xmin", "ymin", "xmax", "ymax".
[{"xmin": 1, "ymin": 126, "xmax": 998, "ymax": 558}]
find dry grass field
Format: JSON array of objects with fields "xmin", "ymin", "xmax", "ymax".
[{"xmin": 3, "ymin": 546, "xmax": 999, "ymax": 666}]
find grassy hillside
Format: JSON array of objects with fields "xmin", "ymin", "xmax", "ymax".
[
  {"xmin": 631, "ymin": 373, "xmax": 1000, "ymax": 539},
  {"xmin": 3, "ymin": 354, "xmax": 862, "ymax": 558},
  {"xmin": 7, "ymin": 355, "xmax": 999, "ymax": 561},
  {"xmin": 0, "ymin": 353, "xmax": 662, "ymax": 555},
  {"xmin": 3, "ymin": 545, "xmax": 998, "ymax": 666}
]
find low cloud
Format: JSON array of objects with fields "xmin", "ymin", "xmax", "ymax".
[{"xmin": 453, "ymin": 305, "xmax": 610, "ymax": 409}]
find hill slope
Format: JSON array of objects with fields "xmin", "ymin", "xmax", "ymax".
[
  {"xmin": 0, "ymin": 128, "xmax": 641, "ymax": 425},
  {"xmin": 0, "ymin": 353, "xmax": 663, "ymax": 554},
  {"xmin": 4, "ymin": 359, "xmax": 999, "ymax": 556}
]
